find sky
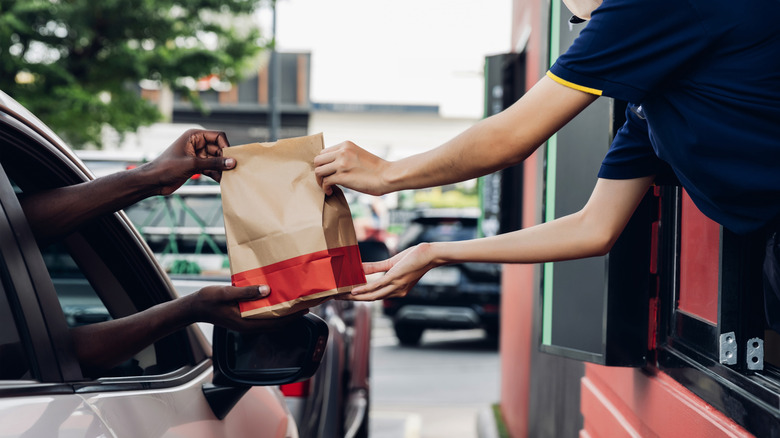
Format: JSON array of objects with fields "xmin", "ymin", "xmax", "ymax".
[{"xmin": 258, "ymin": 0, "xmax": 513, "ymax": 119}]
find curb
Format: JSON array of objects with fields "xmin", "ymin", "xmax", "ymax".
[{"xmin": 476, "ymin": 405, "xmax": 500, "ymax": 438}]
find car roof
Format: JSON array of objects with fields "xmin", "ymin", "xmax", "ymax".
[{"xmin": 0, "ymin": 90, "xmax": 96, "ymax": 181}]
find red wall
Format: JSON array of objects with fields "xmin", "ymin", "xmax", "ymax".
[
  {"xmin": 499, "ymin": 0, "xmax": 547, "ymax": 436},
  {"xmin": 500, "ymin": 1, "xmax": 755, "ymax": 437},
  {"xmin": 581, "ymin": 364, "xmax": 753, "ymax": 437}
]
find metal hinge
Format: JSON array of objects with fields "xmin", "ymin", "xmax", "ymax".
[
  {"xmin": 719, "ymin": 332, "xmax": 737, "ymax": 365},
  {"xmin": 719, "ymin": 332, "xmax": 764, "ymax": 370},
  {"xmin": 747, "ymin": 337, "xmax": 764, "ymax": 370}
]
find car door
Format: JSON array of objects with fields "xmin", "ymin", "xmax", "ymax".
[
  {"xmin": 0, "ymin": 157, "xmax": 115, "ymax": 437},
  {"xmin": 0, "ymin": 103, "xmax": 295, "ymax": 438}
]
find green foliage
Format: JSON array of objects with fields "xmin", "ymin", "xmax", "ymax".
[
  {"xmin": 492, "ymin": 404, "xmax": 510, "ymax": 438},
  {"xmin": 413, "ymin": 185, "xmax": 480, "ymax": 209},
  {"xmin": 0, "ymin": 0, "xmax": 268, "ymax": 147}
]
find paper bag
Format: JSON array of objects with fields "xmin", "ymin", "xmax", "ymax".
[{"xmin": 220, "ymin": 133, "xmax": 366, "ymax": 318}]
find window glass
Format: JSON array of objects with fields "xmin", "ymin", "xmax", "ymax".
[
  {"xmin": 0, "ymin": 131, "xmax": 196, "ymax": 381},
  {"xmin": 40, "ymin": 242, "xmax": 111, "ymax": 328},
  {"xmin": 0, "ymin": 263, "xmax": 30, "ymax": 380},
  {"xmin": 678, "ymin": 190, "xmax": 719, "ymax": 324},
  {"xmin": 123, "ymin": 188, "xmax": 229, "ymax": 276},
  {"xmin": 10, "ymin": 181, "xmax": 179, "ymax": 378}
]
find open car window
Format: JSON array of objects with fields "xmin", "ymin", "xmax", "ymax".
[{"xmin": 0, "ymin": 119, "xmax": 205, "ymax": 380}]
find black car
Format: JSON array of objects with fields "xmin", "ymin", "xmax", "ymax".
[{"xmin": 382, "ymin": 208, "xmax": 501, "ymax": 346}]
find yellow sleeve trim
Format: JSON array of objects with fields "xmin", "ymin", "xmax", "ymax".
[{"xmin": 546, "ymin": 71, "xmax": 603, "ymax": 96}]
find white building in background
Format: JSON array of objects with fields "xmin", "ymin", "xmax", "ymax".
[{"xmin": 269, "ymin": 0, "xmax": 512, "ymax": 160}]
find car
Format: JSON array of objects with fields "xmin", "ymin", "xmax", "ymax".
[
  {"xmin": 0, "ymin": 90, "xmax": 331, "ymax": 437},
  {"xmin": 382, "ymin": 208, "xmax": 502, "ymax": 346},
  {"xmin": 77, "ymin": 148, "xmax": 375, "ymax": 438}
]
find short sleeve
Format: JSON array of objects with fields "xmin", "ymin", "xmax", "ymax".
[
  {"xmin": 549, "ymin": 0, "xmax": 710, "ymax": 102},
  {"xmin": 598, "ymin": 105, "xmax": 671, "ymax": 180}
]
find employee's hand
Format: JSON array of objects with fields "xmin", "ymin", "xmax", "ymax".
[
  {"xmin": 145, "ymin": 129, "xmax": 236, "ymax": 196},
  {"xmin": 190, "ymin": 285, "xmax": 307, "ymax": 331},
  {"xmin": 314, "ymin": 141, "xmax": 390, "ymax": 196},
  {"xmin": 342, "ymin": 243, "xmax": 441, "ymax": 301}
]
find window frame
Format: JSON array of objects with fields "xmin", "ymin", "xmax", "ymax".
[
  {"xmin": 654, "ymin": 185, "xmax": 780, "ymax": 435},
  {"xmin": 0, "ymin": 110, "xmax": 210, "ymax": 394}
]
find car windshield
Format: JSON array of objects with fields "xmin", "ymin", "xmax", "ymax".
[{"xmin": 399, "ymin": 217, "xmax": 478, "ymax": 249}]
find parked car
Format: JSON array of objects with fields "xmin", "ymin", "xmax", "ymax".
[
  {"xmin": 382, "ymin": 208, "xmax": 502, "ymax": 346},
  {"xmin": 0, "ymin": 90, "xmax": 329, "ymax": 437},
  {"xmin": 78, "ymin": 149, "xmax": 376, "ymax": 438}
]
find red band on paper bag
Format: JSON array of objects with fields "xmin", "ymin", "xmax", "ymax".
[{"xmin": 234, "ymin": 245, "xmax": 366, "ymax": 314}]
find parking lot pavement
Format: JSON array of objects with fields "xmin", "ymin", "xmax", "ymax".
[{"xmin": 369, "ymin": 305, "xmax": 500, "ymax": 438}]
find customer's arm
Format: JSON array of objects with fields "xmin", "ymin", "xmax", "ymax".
[
  {"xmin": 19, "ymin": 129, "xmax": 234, "ymax": 244},
  {"xmin": 70, "ymin": 285, "xmax": 304, "ymax": 372}
]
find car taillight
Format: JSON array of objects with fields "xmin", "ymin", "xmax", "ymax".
[
  {"xmin": 482, "ymin": 304, "xmax": 499, "ymax": 314},
  {"xmin": 280, "ymin": 380, "xmax": 310, "ymax": 397}
]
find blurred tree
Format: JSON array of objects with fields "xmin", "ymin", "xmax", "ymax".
[{"xmin": 0, "ymin": 0, "xmax": 267, "ymax": 147}]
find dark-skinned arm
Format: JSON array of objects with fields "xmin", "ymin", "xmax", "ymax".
[
  {"xmin": 70, "ymin": 285, "xmax": 306, "ymax": 373},
  {"xmin": 19, "ymin": 129, "xmax": 235, "ymax": 245}
]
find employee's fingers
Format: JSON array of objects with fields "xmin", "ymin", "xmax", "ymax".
[
  {"xmin": 313, "ymin": 149, "xmax": 337, "ymax": 167},
  {"xmin": 352, "ymin": 272, "xmax": 400, "ymax": 296},
  {"xmin": 314, "ymin": 160, "xmax": 338, "ymax": 194},
  {"xmin": 362, "ymin": 260, "xmax": 393, "ymax": 275},
  {"xmin": 349, "ymin": 284, "xmax": 403, "ymax": 301},
  {"xmin": 317, "ymin": 175, "xmax": 336, "ymax": 196},
  {"xmin": 313, "ymin": 161, "xmax": 336, "ymax": 180}
]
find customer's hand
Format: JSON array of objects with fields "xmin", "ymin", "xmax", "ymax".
[
  {"xmin": 189, "ymin": 285, "xmax": 307, "ymax": 331},
  {"xmin": 314, "ymin": 141, "xmax": 390, "ymax": 196},
  {"xmin": 144, "ymin": 129, "xmax": 236, "ymax": 196},
  {"xmin": 341, "ymin": 243, "xmax": 440, "ymax": 301}
]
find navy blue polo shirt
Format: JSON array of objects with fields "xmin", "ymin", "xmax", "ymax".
[{"xmin": 548, "ymin": 0, "xmax": 780, "ymax": 234}]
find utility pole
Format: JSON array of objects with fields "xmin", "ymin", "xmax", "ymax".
[{"xmin": 268, "ymin": 0, "xmax": 281, "ymax": 141}]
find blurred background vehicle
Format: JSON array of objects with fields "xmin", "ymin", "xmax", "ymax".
[
  {"xmin": 77, "ymin": 152, "xmax": 378, "ymax": 438},
  {"xmin": 381, "ymin": 208, "xmax": 502, "ymax": 346}
]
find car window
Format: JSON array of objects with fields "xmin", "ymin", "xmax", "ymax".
[
  {"xmin": 123, "ymin": 188, "xmax": 229, "ymax": 276},
  {"xmin": 399, "ymin": 217, "xmax": 478, "ymax": 249},
  {"xmin": 418, "ymin": 221, "xmax": 477, "ymax": 243},
  {"xmin": 11, "ymin": 180, "xmax": 176, "ymax": 378},
  {"xmin": 0, "ymin": 263, "xmax": 31, "ymax": 380},
  {"xmin": 41, "ymin": 241, "xmax": 110, "ymax": 328},
  {"xmin": 2, "ymin": 159, "xmax": 197, "ymax": 380}
]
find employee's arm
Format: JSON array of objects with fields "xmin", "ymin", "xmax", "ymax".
[
  {"xmin": 345, "ymin": 176, "xmax": 654, "ymax": 301},
  {"xmin": 314, "ymin": 75, "xmax": 598, "ymax": 195}
]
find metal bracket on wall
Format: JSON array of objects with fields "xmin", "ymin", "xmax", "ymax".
[
  {"xmin": 719, "ymin": 332, "xmax": 737, "ymax": 365},
  {"xmin": 747, "ymin": 337, "xmax": 764, "ymax": 370}
]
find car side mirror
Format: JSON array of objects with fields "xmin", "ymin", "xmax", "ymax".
[
  {"xmin": 213, "ymin": 312, "xmax": 329, "ymax": 385},
  {"xmin": 204, "ymin": 313, "xmax": 329, "ymax": 420}
]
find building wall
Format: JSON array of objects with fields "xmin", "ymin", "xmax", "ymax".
[
  {"xmin": 309, "ymin": 110, "xmax": 478, "ymax": 161},
  {"xmin": 582, "ymin": 364, "xmax": 753, "ymax": 437},
  {"xmin": 501, "ymin": 2, "xmax": 757, "ymax": 438},
  {"xmin": 499, "ymin": 0, "xmax": 549, "ymax": 436}
]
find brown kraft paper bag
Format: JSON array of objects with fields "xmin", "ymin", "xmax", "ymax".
[{"xmin": 220, "ymin": 133, "xmax": 366, "ymax": 318}]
